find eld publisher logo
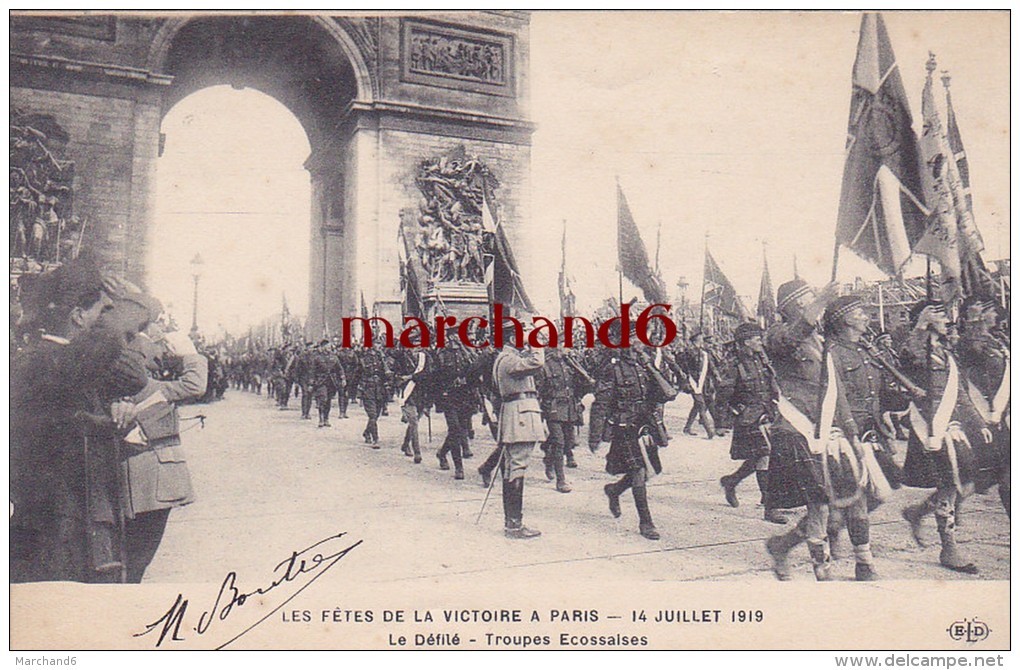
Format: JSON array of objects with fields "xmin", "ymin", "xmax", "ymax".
[{"xmin": 947, "ymin": 618, "xmax": 991, "ymax": 643}]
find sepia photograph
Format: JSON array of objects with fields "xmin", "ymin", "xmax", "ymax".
[{"xmin": 8, "ymin": 9, "xmax": 1011, "ymax": 656}]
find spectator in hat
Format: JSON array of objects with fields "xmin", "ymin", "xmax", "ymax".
[
  {"xmin": 11, "ymin": 256, "xmax": 149, "ymax": 583},
  {"xmin": 107, "ymin": 288, "xmax": 207, "ymax": 582}
]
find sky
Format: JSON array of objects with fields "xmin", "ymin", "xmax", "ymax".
[
  {"xmin": 148, "ymin": 86, "xmax": 311, "ymax": 337},
  {"xmin": 526, "ymin": 11, "xmax": 1009, "ymax": 314},
  {"xmin": 148, "ymin": 11, "xmax": 1009, "ymax": 332}
]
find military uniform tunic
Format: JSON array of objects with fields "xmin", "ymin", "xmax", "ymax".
[{"xmin": 728, "ymin": 349, "xmax": 776, "ymax": 461}]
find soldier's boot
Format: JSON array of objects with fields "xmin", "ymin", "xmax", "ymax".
[
  {"xmin": 504, "ymin": 477, "xmax": 540, "ymax": 540},
  {"xmin": 633, "ymin": 484, "xmax": 659, "ymax": 540},
  {"xmin": 720, "ymin": 475, "xmax": 739, "ymax": 508},
  {"xmin": 318, "ymin": 407, "xmax": 330, "ymax": 428},
  {"xmin": 936, "ymin": 510, "xmax": 978, "ymax": 575},
  {"xmin": 827, "ymin": 527, "xmax": 845, "ymax": 561},
  {"xmin": 765, "ymin": 519, "xmax": 806, "ymax": 581},
  {"xmin": 565, "ymin": 448, "xmax": 578, "ymax": 469},
  {"xmin": 604, "ymin": 475, "xmax": 629, "ymax": 519},
  {"xmin": 370, "ymin": 420, "xmax": 380, "ymax": 449},
  {"xmin": 554, "ymin": 452, "xmax": 571, "ymax": 493},
  {"xmin": 411, "ymin": 432, "xmax": 422, "ymax": 464},
  {"xmin": 703, "ymin": 412, "xmax": 717, "ymax": 440},
  {"xmin": 544, "ymin": 452, "xmax": 555, "ymax": 481},
  {"xmin": 437, "ymin": 444, "xmax": 450, "ymax": 471},
  {"xmin": 401, "ymin": 430, "xmax": 412, "ymax": 456},
  {"xmin": 755, "ymin": 469, "xmax": 769, "ymax": 505},
  {"xmin": 853, "ymin": 543, "xmax": 878, "ymax": 582},
  {"xmin": 902, "ymin": 493, "xmax": 936, "ymax": 547},
  {"xmin": 808, "ymin": 541, "xmax": 832, "ymax": 582},
  {"xmin": 451, "ymin": 444, "xmax": 465, "ymax": 480},
  {"xmin": 479, "ymin": 447, "xmax": 501, "ymax": 488},
  {"xmin": 683, "ymin": 409, "xmax": 697, "ymax": 435}
]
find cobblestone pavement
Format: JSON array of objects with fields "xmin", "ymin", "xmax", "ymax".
[{"xmin": 146, "ymin": 390, "xmax": 1010, "ymax": 585}]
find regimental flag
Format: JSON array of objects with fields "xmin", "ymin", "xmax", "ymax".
[
  {"xmin": 704, "ymin": 249, "xmax": 751, "ymax": 320},
  {"xmin": 482, "ymin": 185, "xmax": 535, "ymax": 314},
  {"xmin": 914, "ymin": 55, "xmax": 962, "ymax": 301},
  {"xmin": 836, "ymin": 13, "xmax": 929, "ymax": 276},
  {"xmin": 360, "ymin": 290, "xmax": 369, "ymax": 320},
  {"xmin": 617, "ymin": 183, "xmax": 668, "ymax": 304},
  {"xmin": 757, "ymin": 248, "xmax": 777, "ymax": 328},
  {"xmin": 944, "ymin": 74, "xmax": 996, "ymax": 300},
  {"xmin": 397, "ymin": 214, "xmax": 428, "ymax": 319},
  {"xmin": 558, "ymin": 222, "xmax": 577, "ymax": 320}
]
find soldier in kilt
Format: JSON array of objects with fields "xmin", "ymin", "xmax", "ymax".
[
  {"xmin": 957, "ymin": 297, "xmax": 1010, "ymax": 516},
  {"xmin": 595, "ymin": 344, "xmax": 675, "ymax": 541},
  {"xmin": 719, "ymin": 323, "xmax": 786, "ymax": 524},
  {"xmin": 899, "ymin": 300, "xmax": 996, "ymax": 575},
  {"xmin": 763, "ymin": 279, "xmax": 867, "ymax": 581}
]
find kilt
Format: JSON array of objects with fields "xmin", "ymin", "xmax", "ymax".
[
  {"xmin": 764, "ymin": 429, "xmax": 861, "ymax": 510},
  {"xmin": 902, "ymin": 429, "xmax": 1003, "ymax": 493},
  {"xmin": 729, "ymin": 423, "xmax": 769, "ymax": 461},
  {"xmin": 606, "ymin": 425, "xmax": 643, "ymax": 476}
]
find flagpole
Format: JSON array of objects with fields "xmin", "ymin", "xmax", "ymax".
[
  {"xmin": 878, "ymin": 282, "xmax": 886, "ymax": 332},
  {"xmin": 830, "ymin": 238, "xmax": 841, "ymax": 283},
  {"xmin": 699, "ymin": 233, "xmax": 708, "ymax": 331},
  {"xmin": 618, "ymin": 267, "xmax": 624, "ymax": 309}
]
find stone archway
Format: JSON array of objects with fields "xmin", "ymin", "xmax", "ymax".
[
  {"xmin": 148, "ymin": 15, "xmax": 371, "ymax": 336},
  {"xmin": 11, "ymin": 12, "xmax": 534, "ymax": 337}
]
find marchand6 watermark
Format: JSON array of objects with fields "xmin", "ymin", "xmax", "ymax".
[{"xmin": 337, "ymin": 303, "xmax": 679, "ymax": 349}]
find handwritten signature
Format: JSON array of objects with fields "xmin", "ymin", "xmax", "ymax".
[{"xmin": 135, "ymin": 531, "xmax": 363, "ymax": 649}]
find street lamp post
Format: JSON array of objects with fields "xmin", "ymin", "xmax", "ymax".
[{"xmin": 189, "ymin": 253, "xmax": 204, "ymax": 337}]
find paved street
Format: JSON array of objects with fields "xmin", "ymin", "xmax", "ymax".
[{"xmin": 146, "ymin": 389, "xmax": 1010, "ymax": 585}]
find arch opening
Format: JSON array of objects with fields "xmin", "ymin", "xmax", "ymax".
[
  {"xmin": 149, "ymin": 86, "xmax": 311, "ymax": 339},
  {"xmin": 147, "ymin": 15, "xmax": 365, "ymax": 339}
]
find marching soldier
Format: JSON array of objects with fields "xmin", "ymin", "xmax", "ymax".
[
  {"xmin": 337, "ymin": 345, "xmax": 358, "ymax": 419},
  {"xmin": 295, "ymin": 342, "xmax": 315, "ymax": 420},
  {"xmin": 396, "ymin": 347, "xmax": 431, "ymax": 464},
  {"xmin": 493, "ymin": 337, "xmax": 546, "ymax": 539},
  {"xmin": 595, "ymin": 337, "xmax": 676, "ymax": 541},
  {"xmin": 719, "ymin": 322, "xmax": 785, "ymax": 524},
  {"xmin": 359, "ymin": 341, "xmax": 391, "ymax": 447},
  {"xmin": 310, "ymin": 340, "xmax": 345, "ymax": 428},
  {"xmin": 763, "ymin": 279, "xmax": 870, "ymax": 581},
  {"xmin": 821, "ymin": 295, "xmax": 899, "ymax": 580},
  {"xmin": 958, "ymin": 298, "xmax": 1010, "ymax": 516},
  {"xmin": 433, "ymin": 331, "xmax": 477, "ymax": 479},
  {"xmin": 682, "ymin": 331, "xmax": 721, "ymax": 439},
  {"xmin": 536, "ymin": 347, "xmax": 592, "ymax": 493},
  {"xmin": 898, "ymin": 300, "xmax": 1001, "ymax": 576}
]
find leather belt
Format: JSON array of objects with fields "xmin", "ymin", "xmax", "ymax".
[{"xmin": 503, "ymin": 391, "xmax": 538, "ymax": 402}]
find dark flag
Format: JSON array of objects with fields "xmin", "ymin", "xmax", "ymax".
[
  {"xmin": 483, "ymin": 188, "xmax": 535, "ymax": 313},
  {"xmin": 704, "ymin": 249, "xmax": 751, "ymax": 320},
  {"xmin": 617, "ymin": 183, "xmax": 668, "ymax": 304},
  {"xmin": 757, "ymin": 248, "xmax": 777, "ymax": 328},
  {"xmin": 397, "ymin": 213, "xmax": 428, "ymax": 318},
  {"xmin": 360, "ymin": 290, "xmax": 369, "ymax": 320},
  {"xmin": 944, "ymin": 73, "xmax": 996, "ymax": 300},
  {"xmin": 835, "ymin": 13, "xmax": 929, "ymax": 276}
]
